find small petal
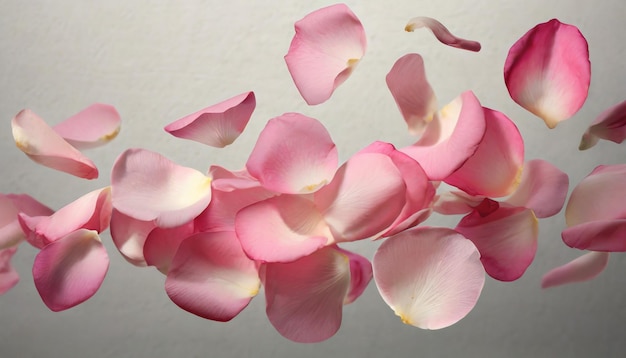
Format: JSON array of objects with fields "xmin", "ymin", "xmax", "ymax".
[
  {"xmin": 580, "ymin": 99, "xmax": 626, "ymax": 150},
  {"xmin": 562, "ymin": 219, "xmax": 626, "ymax": 252},
  {"xmin": 432, "ymin": 191, "xmax": 484, "ymax": 215},
  {"xmin": 0, "ymin": 247, "xmax": 19, "ymax": 295},
  {"xmin": 541, "ymin": 252, "xmax": 609, "ymax": 288},
  {"xmin": 405, "ymin": 17, "xmax": 481, "ymax": 52},
  {"xmin": 335, "ymin": 247, "xmax": 372, "ymax": 304},
  {"xmin": 52, "ymin": 103, "xmax": 121, "ymax": 149},
  {"xmin": 109, "ymin": 209, "xmax": 156, "ymax": 267},
  {"xmin": 143, "ymin": 221, "xmax": 195, "ymax": 274}
]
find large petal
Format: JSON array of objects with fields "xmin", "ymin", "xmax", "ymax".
[
  {"xmin": 111, "ymin": 148, "xmax": 212, "ymax": 228},
  {"xmin": 504, "ymin": 19, "xmax": 590, "ymax": 128},
  {"xmin": 541, "ymin": 252, "xmax": 609, "ymax": 288},
  {"xmin": 52, "ymin": 103, "xmax": 121, "ymax": 149},
  {"xmin": 405, "ymin": 17, "xmax": 481, "ymax": 52},
  {"xmin": 285, "ymin": 3, "xmax": 366, "ymax": 105},
  {"xmin": 562, "ymin": 219, "xmax": 626, "ymax": 252},
  {"xmin": 373, "ymin": 227, "xmax": 484, "ymax": 330},
  {"xmin": 109, "ymin": 209, "xmax": 156, "ymax": 267},
  {"xmin": 164, "ymin": 92, "xmax": 255, "ymax": 148},
  {"xmin": 580, "ymin": 99, "xmax": 626, "ymax": 150},
  {"xmin": 245, "ymin": 113, "xmax": 338, "ymax": 194},
  {"xmin": 32, "ymin": 229, "xmax": 109, "ymax": 311},
  {"xmin": 0, "ymin": 247, "xmax": 19, "ymax": 295},
  {"xmin": 165, "ymin": 231, "xmax": 260, "ymax": 322},
  {"xmin": 12, "ymin": 109, "xmax": 98, "ymax": 179}
]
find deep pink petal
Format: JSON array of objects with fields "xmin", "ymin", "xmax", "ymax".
[
  {"xmin": 109, "ymin": 209, "xmax": 156, "ymax": 267},
  {"xmin": 33, "ymin": 229, "xmax": 109, "ymax": 311},
  {"xmin": 143, "ymin": 221, "xmax": 195, "ymax": 274},
  {"xmin": 335, "ymin": 247, "xmax": 372, "ymax": 304},
  {"xmin": 562, "ymin": 219, "xmax": 626, "ymax": 252},
  {"xmin": 164, "ymin": 92, "xmax": 255, "ymax": 148},
  {"xmin": 52, "ymin": 103, "xmax": 121, "ymax": 149},
  {"xmin": 0, "ymin": 247, "xmax": 19, "ymax": 295},
  {"xmin": 504, "ymin": 19, "xmax": 590, "ymax": 128},
  {"xmin": 541, "ymin": 252, "xmax": 609, "ymax": 288},
  {"xmin": 405, "ymin": 17, "xmax": 481, "ymax": 52},
  {"xmin": 12, "ymin": 109, "xmax": 98, "ymax": 179},
  {"xmin": 165, "ymin": 231, "xmax": 260, "ymax": 322},
  {"xmin": 285, "ymin": 4, "xmax": 366, "ymax": 105},
  {"xmin": 373, "ymin": 227, "xmax": 484, "ymax": 329},
  {"xmin": 580, "ymin": 99, "xmax": 626, "ymax": 150}
]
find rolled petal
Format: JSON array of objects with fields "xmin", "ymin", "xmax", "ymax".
[
  {"xmin": 109, "ymin": 209, "xmax": 156, "ymax": 267},
  {"xmin": 11, "ymin": 109, "xmax": 98, "ymax": 179},
  {"xmin": 506, "ymin": 159, "xmax": 569, "ymax": 218},
  {"xmin": 111, "ymin": 148, "xmax": 212, "ymax": 228},
  {"xmin": 580, "ymin": 99, "xmax": 626, "ymax": 150},
  {"xmin": 562, "ymin": 219, "xmax": 626, "ymax": 252},
  {"xmin": 386, "ymin": 54, "xmax": 438, "ymax": 136},
  {"xmin": 0, "ymin": 247, "xmax": 19, "ymax": 295},
  {"xmin": 166, "ymin": 231, "xmax": 260, "ymax": 322},
  {"xmin": 285, "ymin": 3, "xmax": 366, "ymax": 105},
  {"xmin": 504, "ymin": 19, "xmax": 590, "ymax": 128},
  {"xmin": 433, "ymin": 191, "xmax": 484, "ymax": 215},
  {"xmin": 541, "ymin": 252, "xmax": 609, "ymax": 288},
  {"xmin": 263, "ymin": 246, "xmax": 351, "ymax": 343},
  {"xmin": 246, "ymin": 113, "xmax": 338, "ymax": 194},
  {"xmin": 143, "ymin": 221, "xmax": 195, "ymax": 274},
  {"xmin": 32, "ymin": 229, "xmax": 109, "ymax": 311},
  {"xmin": 52, "ymin": 103, "xmax": 121, "ymax": 149},
  {"xmin": 373, "ymin": 227, "xmax": 484, "ymax": 330},
  {"xmin": 405, "ymin": 16, "xmax": 481, "ymax": 52},
  {"xmin": 1, "ymin": 193, "xmax": 53, "ymax": 249},
  {"xmin": 335, "ymin": 247, "xmax": 372, "ymax": 304},
  {"xmin": 164, "ymin": 92, "xmax": 255, "ymax": 148}
]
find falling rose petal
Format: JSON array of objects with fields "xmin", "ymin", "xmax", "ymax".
[
  {"xmin": 111, "ymin": 148, "xmax": 212, "ymax": 228},
  {"xmin": 285, "ymin": 3, "xmax": 366, "ymax": 105},
  {"xmin": 164, "ymin": 92, "xmax": 255, "ymax": 148},
  {"xmin": 52, "ymin": 103, "xmax": 121, "ymax": 150},
  {"xmin": 580, "ymin": 99, "xmax": 626, "ymax": 150},
  {"xmin": 504, "ymin": 19, "xmax": 590, "ymax": 128},
  {"xmin": 208, "ymin": 165, "xmax": 261, "ymax": 191},
  {"xmin": 166, "ymin": 231, "xmax": 260, "ymax": 322},
  {"xmin": 109, "ymin": 209, "xmax": 156, "ymax": 267},
  {"xmin": 335, "ymin": 247, "xmax": 372, "ymax": 304},
  {"xmin": 405, "ymin": 17, "xmax": 481, "ymax": 52},
  {"xmin": 373, "ymin": 227, "xmax": 484, "ymax": 330},
  {"xmin": 235, "ymin": 195, "xmax": 332, "ymax": 263},
  {"xmin": 0, "ymin": 247, "xmax": 19, "ymax": 295},
  {"xmin": 1, "ymin": 193, "xmax": 53, "ymax": 249},
  {"xmin": 32, "ymin": 229, "xmax": 109, "ymax": 311},
  {"xmin": 444, "ymin": 107, "xmax": 524, "ymax": 197},
  {"xmin": 456, "ymin": 206, "xmax": 538, "ymax": 281},
  {"xmin": 562, "ymin": 219, "xmax": 626, "ymax": 252},
  {"xmin": 433, "ymin": 191, "xmax": 485, "ymax": 215},
  {"xmin": 401, "ymin": 91, "xmax": 487, "ymax": 180},
  {"xmin": 246, "ymin": 113, "xmax": 338, "ymax": 194},
  {"xmin": 143, "ymin": 221, "xmax": 195, "ymax": 274},
  {"xmin": 386, "ymin": 53, "xmax": 438, "ymax": 136},
  {"xmin": 506, "ymin": 159, "xmax": 569, "ymax": 218},
  {"xmin": 263, "ymin": 246, "xmax": 351, "ymax": 343},
  {"xmin": 12, "ymin": 109, "xmax": 98, "ymax": 179},
  {"xmin": 541, "ymin": 251, "xmax": 609, "ymax": 289}
]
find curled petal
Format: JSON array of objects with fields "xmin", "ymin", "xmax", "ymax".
[
  {"xmin": 285, "ymin": 3, "xmax": 366, "ymax": 105},
  {"xmin": 580, "ymin": 99, "xmax": 626, "ymax": 150},
  {"xmin": 109, "ymin": 209, "xmax": 156, "ymax": 267},
  {"xmin": 373, "ymin": 227, "xmax": 484, "ymax": 330},
  {"xmin": 0, "ymin": 247, "xmax": 19, "ymax": 295},
  {"xmin": 143, "ymin": 221, "xmax": 195, "ymax": 274},
  {"xmin": 405, "ymin": 16, "xmax": 481, "ymax": 52},
  {"xmin": 541, "ymin": 252, "xmax": 609, "ymax": 289},
  {"xmin": 111, "ymin": 149, "xmax": 212, "ymax": 228},
  {"xmin": 12, "ymin": 109, "xmax": 98, "ymax": 179},
  {"xmin": 504, "ymin": 19, "xmax": 590, "ymax": 128},
  {"xmin": 52, "ymin": 103, "xmax": 121, "ymax": 149},
  {"xmin": 1, "ymin": 193, "xmax": 53, "ymax": 249},
  {"xmin": 335, "ymin": 247, "xmax": 372, "ymax": 304},
  {"xmin": 433, "ymin": 191, "xmax": 484, "ymax": 215},
  {"xmin": 562, "ymin": 219, "xmax": 626, "ymax": 252},
  {"xmin": 164, "ymin": 92, "xmax": 255, "ymax": 148}
]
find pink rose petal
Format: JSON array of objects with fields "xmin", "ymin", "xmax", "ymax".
[
  {"xmin": 52, "ymin": 103, "xmax": 121, "ymax": 150},
  {"xmin": 143, "ymin": 221, "xmax": 195, "ymax": 274},
  {"xmin": 405, "ymin": 16, "xmax": 481, "ymax": 52},
  {"xmin": 109, "ymin": 209, "xmax": 156, "ymax": 267},
  {"xmin": 335, "ymin": 246, "xmax": 372, "ymax": 304},
  {"xmin": 0, "ymin": 247, "xmax": 19, "ymax": 295},
  {"xmin": 541, "ymin": 251, "xmax": 609, "ymax": 289},
  {"xmin": 562, "ymin": 219, "xmax": 626, "ymax": 252},
  {"xmin": 580, "ymin": 99, "xmax": 626, "ymax": 150}
]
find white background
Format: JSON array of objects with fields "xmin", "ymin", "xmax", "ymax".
[{"xmin": 1, "ymin": 1, "xmax": 625, "ymax": 357}]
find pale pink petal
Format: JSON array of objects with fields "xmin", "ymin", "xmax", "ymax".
[
  {"xmin": 12, "ymin": 109, "xmax": 98, "ymax": 179},
  {"xmin": 235, "ymin": 195, "xmax": 332, "ymax": 263},
  {"xmin": 285, "ymin": 3, "xmax": 366, "ymax": 105},
  {"xmin": 263, "ymin": 246, "xmax": 351, "ymax": 343},
  {"xmin": 111, "ymin": 148, "xmax": 212, "ymax": 228},
  {"xmin": 335, "ymin": 247, "xmax": 372, "ymax": 304},
  {"xmin": 456, "ymin": 205, "xmax": 538, "ymax": 281},
  {"xmin": 246, "ymin": 113, "xmax": 338, "ymax": 194},
  {"xmin": 1, "ymin": 193, "xmax": 53, "ymax": 249},
  {"xmin": 0, "ymin": 247, "xmax": 19, "ymax": 295},
  {"xmin": 386, "ymin": 54, "xmax": 438, "ymax": 136},
  {"xmin": 373, "ymin": 227, "xmax": 484, "ymax": 329},
  {"xmin": 166, "ymin": 231, "xmax": 260, "ymax": 322},
  {"xmin": 541, "ymin": 252, "xmax": 609, "ymax": 288},
  {"xmin": 405, "ymin": 17, "xmax": 481, "ymax": 52},
  {"xmin": 580, "ymin": 99, "xmax": 626, "ymax": 150},
  {"xmin": 444, "ymin": 107, "xmax": 524, "ymax": 197},
  {"xmin": 32, "ymin": 229, "xmax": 109, "ymax": 311},
  {"xmin": 52, "ymin": 103, "xmax": 121, "ymax": 149},
  {"xmin": 562, "ymin": 219, "xmax": 626, "ymax": 252},
  {"xmin": 164, "ymin": 92, "xmax": 255, "ymax": 148},
  {"xmin": 401, "ymin": 91, "xmax": 486, "ymax": 180},
  {"xmin": 6, "ymin": 194, "xmax": 54, "ymax": 216},
  {"xmin": 504, "ymin": 19, "xmax": 590, "ymax": 128},
  {"xmin": 208, "ymin": 165, "xmax": 261, "ymax": 191},
  {"xmin": 506, "ymin": 159, "xmax": 569, "ymax": 218},
  {"xmin": 109, "ymin": 209, "xmax": 155, "ymax": 267},
  {"xmin": 433, "ymin": 191, "xmax": 485, "ymax": 215},
  {"xmin": 143, "ymin": 221, "xmax": 195, "ymax": 274}
]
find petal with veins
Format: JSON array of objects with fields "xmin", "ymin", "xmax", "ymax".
[
  {"xmin": 541, "ymin": 252, "xmax": 609, "ymax": 289},
  {"xmin": 52, "ymin": 103, "xmax": 121, "ymax": 149},
  {"xmin": 580, "ymin": 99, "xmax": 626, "ymax": 150},
  {"xmin": 405, "ymin": 17, "xmax": 481, "ymax": 52},
  {"xmin": 0, "ymin": 247, "xmax": 19, "ymax": 295}
]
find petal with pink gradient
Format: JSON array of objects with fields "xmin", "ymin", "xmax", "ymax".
[
  {"xmin": 1, "ymin": 193, "xmax": 53, "ymax": 249},
  {"xmin": 433, "ymin": 191, "xmax": 484, "ymax": 215},
  {"xmin": 405, "ymin": 17, "xmax": 481, "ymax": 52},
  {"xmin": 504, "ymin": 19, "xmax": 590, "ymax": 128},
  {"xmin": 580, "ymin": 99, "xmax": 626, "ymax": 150},
  {"xmin": 165, "ymin": 231, "xmax": 260, "ymax": 322},
  {"xmin": 285, "ymin": 3, "xmax": 366, "ymax": 105},
  {"xmin": 111, "ymin": 148, "xmax": 212, "ymax": 228},
  {"xmin": 335, "ymin": 247, "xmax": 372, "ymax": 304},
  {"xmin": 263, "ymin": 246, "xmax": 351, "ymax": 343},
  {"xmin": 52, "ymin": 103, "xmax": 121, "ymax": 149},
  {"xmin": 541, "ymin": 251, "xmax": 609, "ymax": 288},
  {"xmin": 373, "ymin": 227, "xmax": 484, "ymax": 329},
  {"xmin": 32, "ymin": 229, "xmax": 109, "ymax": 311},
  {"xmin": 109, "ymin": 209, "xmax": 156, "ymax": 267},
  {"xmin": 164, "ymin": 92, "xmax": 255, "ymax": 148},
  {"xmin": 562, "ymin": 219, "xmax": 626, "ymax": 252},
  {"xmin": 246, "ymin": 113, "xmax": 338, "ymax": 194},
  {"xmin": 0, "ymin": 247, "xmax": 19, "ymax": 295},
  {"xmin": 143, "ymin": 221, "xmax": 195, "ymax": 274},
  {"xmin": 12, "ymin": 109, "xmax": 98, "ymax": 179}
]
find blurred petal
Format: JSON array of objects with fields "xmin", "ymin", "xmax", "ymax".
[
  {"xmin": 504, "ymin": 19, "xmax": 590, "ymax": 128},
  {"xmin": 285, "ymin": 3, "xmax": 366, "ymax": 105},
  {"xmin": 52, "ymin": 103, "xmax": 121, "ymax": 149},
  {"xmin": 335, "ymin": 247, "xmax": 372, "ymax": 304},
  {"xmin": 0, "ymin": 247, "xmax": 19, "ymax": 295},
  {"xmin": 562, "ymin": 219, "xmax": 626, "ymax": 252},
  {"xmin": 541, "ymin": 252, "xmax": 609, "ymax": 288},
  {"xmin": 109, "ymin": 209, "xmax": 156, "ymax": 267},
  {"xmin": 1, "ymin": 193, "xmax": 53, "ymax": 249},
  {"xmin": 164, "ymin": 92, "xmax": 255, "ymax": 148},
  {"xmin": 580, "ymin": 99, "xmax": 626, "ymax": 150},
  {"xmin": 373, "ymin": 227, "xmax": 484, "ymax": 330},
  {"xmin": 433, "ymin": 191, "xmax": 484, "ymax": 215},
  {"xmin": 143, "ymin": 221, "xmax": 195, "ymax": 274},
  {"xmin": 405, "ymin": 16, "xmax": 481, "ymax": 52}
]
